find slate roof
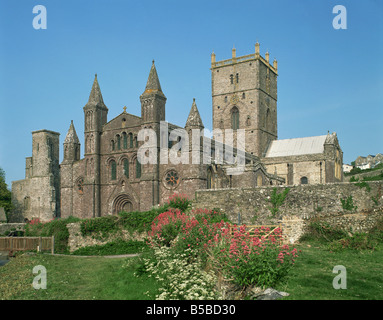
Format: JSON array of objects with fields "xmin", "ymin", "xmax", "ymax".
[{"xmin": 265, "ymin": 135, "xmax": 328, "ymax": 158}]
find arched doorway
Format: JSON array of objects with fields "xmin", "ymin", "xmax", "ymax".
[{"xmin": 113, "ymin": 194, "xmax": 134, "ymax": 214}]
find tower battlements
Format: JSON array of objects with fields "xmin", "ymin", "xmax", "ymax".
[{"xmin": 211, "ymin": 43, "xmax": 278, "ymax": 74}]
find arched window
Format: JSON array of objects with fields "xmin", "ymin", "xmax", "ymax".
[
  {"xmin": 300, "ymin": 176, "xmax": 308, "ymax": 185},
  {"xmin": 116, "ymin": 135, "xmax": 121, "ymax": 150},
  {"xmin": 110, "ymin": 160, "xmax": 117, "ymax": 180},
  {"xmin": 123, "ymin": 132, "xmax": 127, "ymax": 149},
  {"xmin": 135, "ymin": 158, "xmax": 141, "ymax": 178},
  {"xmin": 123, "ymin": 159, "xmax": 129, "ymax": 178},
  {"xmin": 231, "ymin": 107, "xmax": 239, "ymax": 130},
  {"xmin": 76, "ymin": 178, "xmax": 84, "ymax": 195},
  {"xmin": 129, "ymin": 133, "xmax": 133, "ymax": 148},
  {"xmin": 134, "ymin": 136, "xmax": 138, "ymax": 148},
  {"xmin": 207, "ymin": 168, "xmax": 213, "ymax": 189},
  {"xmin": 24, "ymin": 196, "xmax": 31, "ymax": 211}
]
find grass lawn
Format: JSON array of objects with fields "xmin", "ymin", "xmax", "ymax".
[
  {"xmin": 1, "ymin": 242, "xmax": 382, "ymax": 300},
  {"xmin": 0, "ymin": 253, "xmax": 159, "ymax": 300},
  {"xmin": 275, "ymin": 242, "xmax": 383, "ymax": 300}
]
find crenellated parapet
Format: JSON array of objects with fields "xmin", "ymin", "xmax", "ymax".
[{"xmin": 211, "ymin": 42, "xmax": 278, "ymax": 75}]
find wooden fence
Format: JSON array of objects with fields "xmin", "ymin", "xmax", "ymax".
[
  {"xmin": 229, "ymin": 224, "xmax": 283, "ymax": 243},
  {"xmin": 0, "ymin": 237, "xmax": 55, "ymax": 254}
]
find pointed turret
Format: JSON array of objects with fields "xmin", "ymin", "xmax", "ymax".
[
  {"xmin": 185, "ymin": 98, "xmax": 204, "ymax": 129},
  {"xmin": 64, "ymin": 120, "xmax": 80, "ymax": 144},
  {"xmin": 87, "ymin": 74, "xmax": 106, "ymax": 106},
  {"xmin": 63, "ymin": 120, "xmax": 81, "ymax": 162},
  {"xmin": 83, "ymin": 74, "xmax": 108, "ymax": 134},
  {"xmin": 142, "ymin": 61, "xmax": 165, "ymax": 97},
  {"xmin": 140, "ymin": 61, "xmax": 166, "ymax": 123}
]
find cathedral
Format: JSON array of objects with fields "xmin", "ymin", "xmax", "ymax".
[{"xmin": 11, "ymin": 44, "xmax": 343, "ymax": 222}]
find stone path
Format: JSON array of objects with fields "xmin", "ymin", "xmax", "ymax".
[{"xmin": 51, "ymin": 253, "xmax": 141, "ymax": 258}]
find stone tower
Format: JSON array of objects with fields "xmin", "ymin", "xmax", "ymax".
[
  {"xmin": 60, "ymin": 121, "xmax": 80, "ymax": 217},
  {"xmin": 184, "ymin": 98, "xmax": 209, "ymax": 190},
  {"xmin": 211, "ymin": 43, "xmax": 278, "ymax": 157},
  {"xmin": 139, "ymin": 61, "xmax": 167, "ymax": 210},
  {"xmin": 11, "ymin": 129, "xmax": 60, "ymax": 221},
  {"xmin": 83, "ymin": 74, "xmax": 108, "ymax": 217}
]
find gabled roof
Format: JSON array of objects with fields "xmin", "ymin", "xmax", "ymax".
[
  {"xmin": 265, "ymin": 135, "xmax": 328, "ymax": 158},
  {"xmin": 103, "ymin": 111, "xmax": 142, "ymax": 131}
]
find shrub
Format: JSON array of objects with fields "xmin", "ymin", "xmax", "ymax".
[
  {"xmin": 268, "ymin": 187, "xmax": 289, "ymax": 216},
  {"xmin": 141, "ymin": 246, "xmax": 220, "ymax": 300},
  {"xmin": 340, "ymin": 195, "xmax": 357, "ymax": 211},
  {"xmin": 119, "ymin": 203, "xmax": 169, "ymax": 233},
  {"xmin": 72, "ymin": 239, "xmax": 146, "ymax": 256},
  {"xmin": 299, "ymin": 221, "xmax": 348, "ymax": 243},
  {"xmin": 172, "ymin": 209, "xmax": 231, "ymax": 264},
  {"xmin": 148, "ymin": 209, "xmax": 190, "ymax": 247},
  {"xmin": 80, "ymin": 216, "xmax": 119, "ymax": 239},
  {"xmin": 210, "ymin": 225, "xmax": 297, "ymax": 288},
  {"xmin": 167, "ymin": 193, "xmax": 192, "ymax": 212},
  {"xmin": 355, "ymin": 181, "xmax": 371, "ymax": 192},
  {"xmin": 25, "ymin": 216, "xmax": 81, "ymax": 253},
  {"xmin": 148, "ymin": 208, "xmax": 231, "ymax": 262},
  {"xmin": 328, "ymin": 233, "xmax": 378, "ymax": 251},
  {"xmin": 146, "ymin": 206, "xmax": 299, "ymax": 289}
]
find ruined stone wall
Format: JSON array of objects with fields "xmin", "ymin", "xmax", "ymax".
[
  {"xmin": 193, "ymin": 181, "xmax": 383, "ymax": 243},
  {"xmin": 343, "ymin": 169, "xmax": 383, "ymax": 182},
  {"xmin": 0, "ymin": 223, "xmax": 25, "ymax": 236},
  {"xmin": 66, "ymin": 222, "xmax": 146, "ymax": 252}
]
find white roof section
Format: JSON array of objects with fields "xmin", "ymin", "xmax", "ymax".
[{"xmin": 265, "ymin": 135, "xmax": 327, "ymax": 158}]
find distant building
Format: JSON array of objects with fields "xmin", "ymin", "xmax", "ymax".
[
  {"xmin": 355, "ymin": 154, "xmax": 383, "ymax": 169},
  {"xmin": 343, "ymin": 164, "xmax": 353, "ymax": 173}
]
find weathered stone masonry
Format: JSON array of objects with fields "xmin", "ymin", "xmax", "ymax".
[{"xmin": 193, "ymin": 181, "xmax": 383, "ymax": 243}]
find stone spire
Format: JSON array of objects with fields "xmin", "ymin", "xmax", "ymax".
[
  {"xmin": 87, "ymin": 74, "xmax": 105, "ymax": 105},
  {"xmin": 185, "ymin": 98, "xmax": 204, "ymax": 129},
  {"xmin": 64, "ymin": 120, "xmax": 80, "ymax": 144},
  {"xmin": 63, "ymin": 120, "xmax": 80, "ymax": 162},
  {"xmin": 142, "ymin": 61, "xmax": 165, "ymax": 96}
]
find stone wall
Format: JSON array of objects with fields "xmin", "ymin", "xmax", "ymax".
[
  {"xmin": 193, "ymin": 181, "xmax": 383, "ymax": 243},
  {"xmin": 343, "ymin": 169, "xmax": 383, "ymax": 182},
  {"xmin": 66, "ymin": 222, "xmax": 146, "ymax": 252},
  {"xmin": 0, "ymin": 223, "xmax": 25, "ymax": 236}
]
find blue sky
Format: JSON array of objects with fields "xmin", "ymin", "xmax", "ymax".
[{"xmin": 0, "ymin": 0, "xmax": 382, "ymax": 187}]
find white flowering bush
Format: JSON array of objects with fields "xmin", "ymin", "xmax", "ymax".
[{"xmin": 142, "ymin": 246, "xmax": 221, "ymax": 300}]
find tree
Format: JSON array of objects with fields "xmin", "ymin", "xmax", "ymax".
[{"xmin": 0, "ymin": 167, "xmax": 13, "ymax": 219}]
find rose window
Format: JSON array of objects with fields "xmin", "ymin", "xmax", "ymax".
[{"xmin": 165, "ymin": 170, "xmax": 180, "ymax": 187}]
